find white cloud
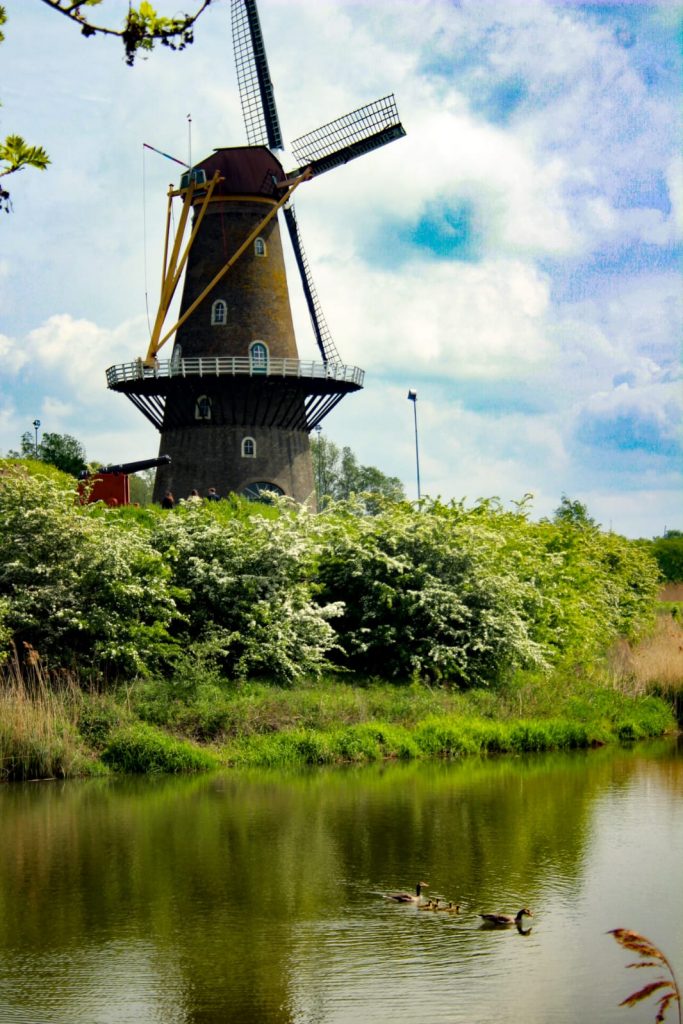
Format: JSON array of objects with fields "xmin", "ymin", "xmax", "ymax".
[
  {"xmin": 0, "ymin": 314, "xmax": 156, "ymax": 463},
  {"xmin": 579, "ymin": 488, "xmax": 680, "ymax": 539},
  {"xmin": 0, "ymin": 333, "xmax": 28, "ymax": 374},
  {"xmin": 666, "ymin": 153, "xmax": 683, "ymax": 232},
  {"xmin": 574, "ymin": 379, "xmax": 682, "ymax": 454},
  {"xmin": 41, "ymin": 396, "xmax": 75, "ymax": 424},
  {"xmin": 303, "ymin": 256, "xmax": 553, "ymax": 380},
  {"xmin": 23, "ymin": 314, "xmax": 148, "ymax": 400}
]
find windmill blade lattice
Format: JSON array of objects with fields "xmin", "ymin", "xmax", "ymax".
[
  {"xmin": 231, "ymin": 0, "xmax": 283, "ymax": 149},
  {"xmin": 289, "ymin": 94, "xmax": 405, "ymax": 177},
  {"xmin": 283, "ymin": 205, "xmax": 342, "ymax": 365}
]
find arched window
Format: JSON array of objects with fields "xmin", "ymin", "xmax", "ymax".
[
  {"xmin": 249, "ymin": 341, "xmax": 269, "ymax": 374},
  {"xmin": 254, "ymin": 237, "xmax": 267, "ymax": 257},
  {"xmin": 211, "ymin": 299, "xmax": 227, "ymax": 325},
  {"xmin": 241, "ymin": 436, "xmax": 256, "ymax": 458},
  {"xmin": 195, "ymin": 395, "xmax": 212, "ymax": 420}
]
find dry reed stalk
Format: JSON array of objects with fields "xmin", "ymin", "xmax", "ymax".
[
  {"xmin": 0, "ymin": 644, "xmax": 82, "ymax": 780},
  {"xmin": 630, "ymin": 617, "xmax": 683, "ymax": 690},
  {"xmin": 609, "ymin": 928, "xmax": 682, "ymax": 1024},
  {"xmin": 608, "ymin": 617, "xmax": 683, "ymax": 704}
]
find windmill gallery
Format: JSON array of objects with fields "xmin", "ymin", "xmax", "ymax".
[{"xmin": 105, "ymin": 0, "xmax": 405, "ymax": 506}]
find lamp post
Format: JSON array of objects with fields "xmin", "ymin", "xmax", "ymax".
[
  {"xmin": 32, "ymin": 419, "xmax": 41, "ymax": 458},
  {"xmin": 314, "ymin": 423, "xmax": 323, "ymax": 506},
  {"xmin": 407, "ymin": 389, "xmax": 421, "ymax": 500}
]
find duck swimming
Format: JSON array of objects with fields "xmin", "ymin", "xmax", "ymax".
[
  {"xmin": 479, "ymin": 908, "xmax": 533, "ymax": 927},
  {"xmin": 437, "ymin": 901, "xmax": 461, "ymax": 913},
  {"xmin": 387, "ymin": 882, "xmax": 429, "ymax": 903}
]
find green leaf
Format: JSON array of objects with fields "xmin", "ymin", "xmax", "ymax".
[{"xmin": 0, "ymin": 134, "xmax": 50, "ymax": 174}]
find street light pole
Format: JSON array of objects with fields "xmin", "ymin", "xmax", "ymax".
[
  {"xmin": 407, "ymin": 389, "xmax": 421, "ymax": 500},
  {"xmin": 314, "ymin": 423, "xmax": 323, "ymax": 507},
  {"xmin": 32, "ymin": 419, "xmax": 41, "ymax": 458}
]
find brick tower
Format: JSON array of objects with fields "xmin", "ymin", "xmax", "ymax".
[{"xmin": 149, "ymin": 146, "xmax": 322, "ymax": 504}]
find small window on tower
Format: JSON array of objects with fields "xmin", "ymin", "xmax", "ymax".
[
  {"xmin": 211, "ymin": 299, "xmax": 227, "ymax": 325},
  {"xmin": 254, "ymin": 237, "xmax": 267, "ymax": 257},
  {"xmin": 195, "ymin": 395, "xmax": 212, "ymax": 420},
  {"xmin": 241, "ymin": 437, "xmax": 256, "ymax": 458}
]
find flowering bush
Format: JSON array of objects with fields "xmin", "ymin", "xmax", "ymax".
[
  {"xmin": 0, "ymin": 464, "xmax": 179, "ymax": 676},
  {"xmin": 151, "ymin": 500, "xmax": 341, "ymax": 683},
  {"xmin": 0, "ymin": 462, "xmax": 660, "ymax": 688}
]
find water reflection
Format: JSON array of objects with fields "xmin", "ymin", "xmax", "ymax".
[{"xmin": 0, "ymin": 740, "xmax": 681, "ymax": 1023}]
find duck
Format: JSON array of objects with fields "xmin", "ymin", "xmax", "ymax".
[
  {"xmin": 387, "ymin": 882, "xmax": 429, "ymax": 903},
  {"xmin": 479, "ymin": 908, "xmax": 533, "ymax": 927},
  {"xmin": 418, "ymin": 899, "xmax": 439, "ymax": 911},
  {"xmin": 437, "ymin": 901, "xmax": 461, "ymax": 913}
]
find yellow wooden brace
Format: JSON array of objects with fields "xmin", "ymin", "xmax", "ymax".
[{"xmin": 143, "ymin": 168, "xmax": 311, "ymax": 367}]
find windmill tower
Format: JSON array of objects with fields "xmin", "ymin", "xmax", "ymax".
[{"xmin": 106, "ymin": 0, "xmax": 405, "ymax": 505}]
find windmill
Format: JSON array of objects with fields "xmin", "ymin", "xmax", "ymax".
[{"xmin": 106, "ymin": 0, "xmax": 405, "ymax": 505}]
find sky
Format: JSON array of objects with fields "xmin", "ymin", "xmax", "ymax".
[{"xmin": 0, "ymin": 0, "xmax": 681, "ymax": 537}]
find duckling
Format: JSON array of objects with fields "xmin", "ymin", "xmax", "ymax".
[
  {"xmin": 387, "ymin": 882, "xmax": 429, "ymax": 903},
  {"xmin": 437, "ymin": 901, "xmax": 461, "ymax": 913},
  {"xmin": 479, "ymin": 908, "xmax": 533, "ymax": 928},
  {"xmin": 418, "ymin": 899, "xmax": 439, "ymax": 911}
]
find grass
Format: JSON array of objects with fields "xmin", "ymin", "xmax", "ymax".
[
  {"xmin": 220, "ymin": 701, "xmax": 671, "ymax": 769},
  {"xmin": 101, "ymin": 722, "xmax": 219, "ymax": 774}
]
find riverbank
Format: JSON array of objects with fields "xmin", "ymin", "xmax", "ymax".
[
  {"xmin": 1, "ymin": 462, "xmax": 680, "ymax": 779},
  {"xmin": 1, "ymin": 620, "xmax": 680, "ymax": 778}
]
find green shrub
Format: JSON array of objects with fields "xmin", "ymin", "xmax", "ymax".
[
  {"xmin": 314, "ymin": 497, "xmax": 660, "ymax": 686},
  {"xmin": 151, "ymin": 501, "xmax": 341, "ymax": 683},
  {"xmin": 315, "ymin": 498, "xmax": 548, "ymax": 686},
  {"xmin": 0, "ymin": 465, "xmax": 180, "ymax": 678},
  {"xmin": 0, "ymin": 463, "xmax": 663, "ymax": 695},
  {"xmin": 77, "ymin": 694, "xmax": 131, "ymax": 749},
  {"xmin": 648, "ymin": 533, "xmax": 683, "ymax": 583}
]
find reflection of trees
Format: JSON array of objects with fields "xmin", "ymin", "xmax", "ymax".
[{"xmin": 0, "ymin": 744, "xmax": 678, "ymax": 1022}]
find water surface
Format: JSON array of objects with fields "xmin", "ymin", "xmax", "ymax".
[{"xmin": 1, "ymin": 740, "xmax": 681, "ymax": 1023}]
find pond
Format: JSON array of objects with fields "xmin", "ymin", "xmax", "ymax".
[{"xmin": 0, "ymin": 739, "xmax": 681, "ymax": 1023}]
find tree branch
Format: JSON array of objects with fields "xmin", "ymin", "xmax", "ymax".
[{"xmin": 38, "ymin": 1, "xmax": 214, "ymax": 64}]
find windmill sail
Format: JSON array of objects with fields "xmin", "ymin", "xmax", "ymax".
[
  {"xmin": 283, "ymin": 205, "xmax": 341, "ymax": 365},
  {"xmin": 289, "ymin": 94, "xmax": 405, "ymax": 177},
  {"xmin": 231, "ymin": 0, "xmax": 283, "ymax": 149}
]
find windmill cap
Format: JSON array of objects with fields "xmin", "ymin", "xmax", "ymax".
[{"xmin": 190, "ymin": 146, "xmax": 286, "ymax": 198}]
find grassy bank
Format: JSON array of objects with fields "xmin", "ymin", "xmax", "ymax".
[
  {"xmin": 220, "ymin": 701, "xmax": 672, "ymax": 769},
  {"xmin": 1, "ymin": 620, "xmax": 680, "ymax": 778}
]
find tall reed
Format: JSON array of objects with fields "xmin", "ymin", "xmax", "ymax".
[
  {"xmin": 0, "ymin": 645, "xmax": 86, "ymax": 780},
  {"xmin": 609, "ymin": 614, "xmax": 683, "ymax": 720}
]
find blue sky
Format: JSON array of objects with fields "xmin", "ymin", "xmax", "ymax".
[{"xmin": 0, "ymin": 0, "xmax": 681, "ymax": 536}]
